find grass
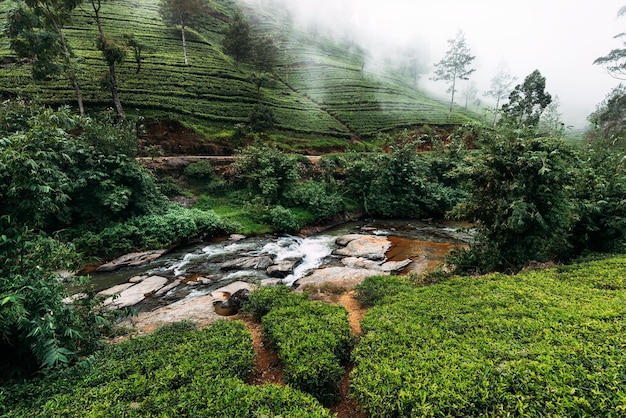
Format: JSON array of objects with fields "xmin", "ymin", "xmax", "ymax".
[{"xmin": 0, "ymin": 0, "xmax": 478, "ymax": 143}]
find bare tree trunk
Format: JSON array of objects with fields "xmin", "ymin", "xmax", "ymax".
[
  {"xmin": 57, "ymin": 25, "xmax": 84, "ymax": 116},
  {"xmin": 448, "ymin": 75, "xmax": 456, "ymax": 120},
  {"xmin": 493, "ymin": 96, "xmax": 501, "ymax": 127},
  {"xmin": 108, "ymin": 64, "xmax": 124, "ymax": 119},
  {"xmin": 181, "ymin": 24, "xmax": 188, "ymax": 66},
  {"xmin": 92, "ymin": 0, "xmax": 124, "ymax": 119}
]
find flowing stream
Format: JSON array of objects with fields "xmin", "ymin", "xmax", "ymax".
[{"xmin": 84, "ymin": 220, "xmax": 471, "ymax": 299}]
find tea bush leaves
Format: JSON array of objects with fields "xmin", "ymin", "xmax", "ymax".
[
  {"xmin": 351, "ymin": 257, "xmax": 626, "ymax": 417},
  {"xmin": 2, "ymin": 320, "xmax": 333, "ymax": 417}
]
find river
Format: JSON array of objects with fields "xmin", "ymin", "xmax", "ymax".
[{"xmin": 85, "ymin": 219, "xmax": 471, "ymax": 299}]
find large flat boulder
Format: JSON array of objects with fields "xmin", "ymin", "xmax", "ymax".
[
  {"xmin": 96, "ymin": 250, "xmax": 168, "ymax": 272},
  {"xmin": 124, "ymin": 281, "xmax": 256, "ymax": 334},
  {"xmin": 267, "ymin": 258, "xmax": 302, "ymax": 278},
  {"xmin": 220, "ymin": 256, "xmax": 274, "ymax": 271},
  {"xmin": 341, "ymin": 257, "xmax": 412, "ymax": 273},
  {"xmin": 333, "ymin": 235, "xmax": 391, "ymax": 261},
  {"xmin": 104, "ymin": 276, "xmax": 169, "ymax": 308},
  {"xmin": 295, "ymin": 267, "xmax": 387, "ymax": 291}
]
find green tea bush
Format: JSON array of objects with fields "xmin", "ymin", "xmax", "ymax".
[
  {"xmin": 263, "ymin": 301, "xmax": 353, "ymax": 404},
  {"xmin": 353, "ymin": 275, "xmax": 417, "ymax": 307},
  {"xmin": 241, "ymin": 285, "xmax": 309, "ymax": 322},
  {"xmin": 3, "ymin": 320, "xmax": 333, "ymax": 417},
  {"xmin": 351, "ymin": 257, "xmax": 626, "ymax": 417}
]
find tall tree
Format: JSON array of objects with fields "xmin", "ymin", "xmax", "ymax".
[
  {"xmin": 484, "ymin": 63, "xmax": 516, "ymax": 126},
  {"xmin": 159, "ymin": 0, "xmax": 206, "ymax": 66},
  {"xmin": 123, "ymin": 34, "xmax": 147, "ymax": 74},
  {"xmin": 588, "ymin": 84, "xmax": 626, "ymax": 143},
  {"xmin": 4, "ymin": 0, "xmax": 85, "ymax": 115},
  {"xmin": 501, "ymin": 70, "xmax": 552, "ymax": 127},
  {"xmin": 90, "ymin": 0, "xmax": 126, "ymax": 119},
  {"xmin": 431, "ymin": 30, "xmax": 476, "ymax": 119},
  {"xmin": 594, "ymin": 6, "xmax": 626, "ymax": 80},
  {"xmin": 539, "ymin": 96, "xmax": 564, "ymax": 135},
  {"xmin": 463, "ymin": 80, "xmax": 478, "ymax": 112},
  {"xmin": 223, "ymin": 11, "xmax": 252, "ymax": 69}
]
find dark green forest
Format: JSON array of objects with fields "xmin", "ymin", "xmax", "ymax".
[{"xmin": 1, "ymin": 0, "xmax": 626, "ymax": 416}]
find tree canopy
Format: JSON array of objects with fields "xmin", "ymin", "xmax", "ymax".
[
  {"xmin": 501, "ymin": 70, "xmax": 552, "ymax": 127},
  {"xmin": 431, "ymin": 30, "xmax": 476, "ymax": 119},
  {"xmin": 594, "ymin": 6, "xmax": 626, "ymax": 79},
  {"xmin": 159, "ymin": 0, "xmax": 207, "ymax": 65}
]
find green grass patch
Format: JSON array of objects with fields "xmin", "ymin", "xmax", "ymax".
[{"xmin": 350, "ymin": 257, "xmax": 626, "ymax": 417}]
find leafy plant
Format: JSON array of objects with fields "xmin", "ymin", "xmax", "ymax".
[
  {"xmin": 351, "ymin": 257, "xmax": 626, "ymax": 417},
  {"xmin": 449, "ymin": 126, "xmax": 577, "ymax": 273}
]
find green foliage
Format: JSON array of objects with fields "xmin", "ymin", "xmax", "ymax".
[
  {"xmin": 286, "ymin": 180, "xmax": 345, "ymax": 222},
  {"xmin": 501, "ymin": 70, "xmax": 552, "ymax": 127},
  {"xmin": 337, "ymin": 131, "xmax": 468, "ymax": 218},
  {"xmin": 73, "ymin": 205, "xmax": 235, "ymax": 258},
  {"xmin": 234, "ymin": 144, "xmax": 301, "ymax": 204},
  {"xmin": 354, "ymin": 275, "xmax": 417, "ymax": 307},
  {"xmin": 0, "ymin": 102, "xmax": 166, "ymax": 230},
  {"xmin": 3, "ymin": 319, "xmax": 333, "ymax": 416},
  {"xmin": 450, "ymin": 127, "xmax": 577, "ymax": 273},
  {"xmin": 569, "ymin": 138, "xmax": 626, "ymax": 255},
  {"xmin": 351, "ymin": 257, "xmax": 626, "ymax": 417},
  {"xmin": 241, "ymin": 285, "xmax": 309, "ymax": 322},
  {"xmin": 0, "ymin": 216, "xmax": 108, "ymax": 380},
  {"xmin": 588, "ymin": 83, "xmax": 626, "ymax": 145},
  {"xmin": 268, "ymin": 204, "xmax": 300, "ymax": 233},
  {"xmin": 263, "ymin": 300, "xmax": 353, "ymax": 404}
]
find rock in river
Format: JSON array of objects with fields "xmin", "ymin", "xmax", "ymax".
[
  {"xmin": 220, "ymin": 256, "xmax": 274, "ymax": 271},
  {"xmin": 100, "ymin": 276, "xmax": 168, "ymax": 308},
  {"xmin": 96, "ymin": 250, "xmax": 168, "ymax": 272},
  {"xmin": 333, "ymin": 234, "xmax": 391, "ymax": 261}
]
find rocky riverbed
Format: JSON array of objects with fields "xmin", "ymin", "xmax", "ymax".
[{"xmin": 83, "ymin": 220, "xmax": 470, "ymax": 334}]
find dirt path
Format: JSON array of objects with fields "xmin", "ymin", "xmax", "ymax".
[
  {"xmin": 242, "ymin": 291, "xmax": 368, "ymax": 417},
  {"xmin": 244, "ymin": 318, "xmax": 284, "ymax": 386}
]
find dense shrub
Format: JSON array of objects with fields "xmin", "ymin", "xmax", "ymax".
[
  {"xmin": 351, "ymin": 259, "xmax": 626, "ymax": 417},
  {"xmin": 449, "ymin": 127, "xmax": 577, "ymax": 273},
  {"xmin": 0, "ymin": 217, "xmax": 113, "ymax": 381},
  {"xmin": 241, "ymin": 285, "xmax": 309, "ymax": 322},
  {"xmin": 2, "ymin": 320, "xmax": 333, "ymax": 417},
  {"xmin": 569, "ymin": 138, "xmax": 626, "ymax": 256},
  {"xmin": 73, "ymin": 205, "xmax": 236, "ymax": 259},
  {"xmin": 338, "ymin": 136, "xmax": 467, "ymax": 219},
  {"xmin": 262, "ymin": 301, "xmax": 352, "ymax": 404},
  {"xmin": 354, "ymin": 275, "xmax": 417, "ymax": 307},
  {"xmin": 286, "ymin": 180, "xmax": 345, "ymax": 222},
  {"xmin": 234, "ymin": 144, "xmax": 301, "ymax": 204}
]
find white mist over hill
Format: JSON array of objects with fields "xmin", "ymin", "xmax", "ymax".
[{"xmin": 244, "ymin": 0, "xmax": 624, "ymax": 129}]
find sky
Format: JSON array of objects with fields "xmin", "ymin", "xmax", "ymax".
[{"xmin": 248, "ymin": 0, "xmax": 625, "ymax": 128}]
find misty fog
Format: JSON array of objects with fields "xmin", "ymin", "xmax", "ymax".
[{"xmin": 243, "ymin": 0, "xmax": 624, "ymax": 128}]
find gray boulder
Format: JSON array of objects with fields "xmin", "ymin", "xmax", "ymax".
[
  {"xmin": 333, "ymin": 234, "xmax": 391, "ymax": 261},
  {"xmin": 267, "ymin": 258, "xmax": 302, "ymax": 278},
  {"xmin": 220, "ymin": 256, "xmax": 274, "ymax": 271}
]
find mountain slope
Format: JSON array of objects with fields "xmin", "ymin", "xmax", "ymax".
[{"xmin": 0, "ymin": 0, "xmax": 473, "ymax": 140}]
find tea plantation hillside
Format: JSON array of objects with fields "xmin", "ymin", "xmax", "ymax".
[{"xmin": 0, "ymin": 0, "xmax": 472, "ymax": 140}]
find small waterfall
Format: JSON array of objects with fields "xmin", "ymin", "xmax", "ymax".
[{"xmin": 282, "ymin": 236, "xmax": 336, "ymax": 286}]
